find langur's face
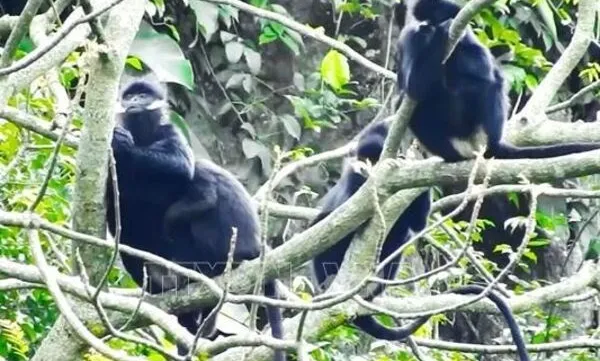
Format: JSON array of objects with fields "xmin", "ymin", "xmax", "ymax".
[
  {"xmin": 118, "ymin": 90, "xmax": 165, "ymax": 115},
  {"xmin": 115, "ymin": 82, "xmax": 167, "ymax": 141}
]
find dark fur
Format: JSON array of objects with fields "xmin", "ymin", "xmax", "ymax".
[
  {"xmin": 107, "ymin": 80, "xmax": 194, "ymax": 290},
  {"xmin": 308, "ymin": 122, "xmax": 529, "ymax": 359},
  {"xmin": 163, "ymin": 159, "xmax": 285, "ymax": 361},
  {"xmin": 107, "ymin": 80, "xmax": 285, "ymax": 361},
  {"xmin": 396, "ymin": 0, "xmax": 600, "ymax": 162},
  {"xmin": 389, "ymin": 1, "xmax": 538, "ymax": 359},
  {"xmin": 310, "ymin": 120, "xmax": 432, "ymax": 338}
]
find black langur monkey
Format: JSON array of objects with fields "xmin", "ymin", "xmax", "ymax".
[
  {"xmin": 107, "ymin": 80, "xmax": 285, "ymax": 361},
  {"xmin": 310, "ymin": 121, "xmax": 530, "ymax": 361},
  {"xmin": 107, "ymin": 79, "xmax": 194, "ymax": 293},
  {"xmin": 310, "ymin": 120, "xmax": 432, "ymax": 336},
  {"xmin": 311, "ymin": 121, "xmax": 431, "ymax": 294},
  {"xmin": 163, "ymin": 160, "xmax": 286, "ymax": 361},
  {"xmin": 395, "ymin": 0, "xmax": 600, "ymax": 162}
]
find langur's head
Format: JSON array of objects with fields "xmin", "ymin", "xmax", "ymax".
[{"xmin": 116, "ymin": 80, "xmax": 167, "ymax": 141}]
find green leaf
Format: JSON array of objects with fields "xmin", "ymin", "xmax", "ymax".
[
  {"xmin": 534, "ymin": 0, "xmax": 558, "ymax": 45},
  {"xmin": 225, "ymin": 41, "xmax": 244, "ymax": 63},
  {"xmin": 189, "ymin": 0, "xmax": 220, "ymax": 39},
  {"xmin": 17, "ymin": 36, "xmax": 34, "ymax": 54},
  {"xmin": 279, "ymin": 32, "xmax": 300, "ymax": 55},
  {"xmin": 240, "ymin": 122, "xmax": 256, "ymax": 138},
  {"xmin": 585, "ymin": 239, "xmax": 600, "ymax": 261},
  {"xmin": 280, "ymin": 114, "xmax": 301, "ymax": 140},
  {"xmin": 220, "ymin": 31, "xmax": 236, "ymax": 43},
  {"xmin": 225, "ymin": 73, "xmax": 247, "ymax": 89},
  {"xmin": 129, "ymin": 21, "xmax": 194, "ymax": 90},
  {"xmin": 219, "ymin": 5, "xmax": 239, "ymax": 28},
  {"xmin": 242, "ymin": 138, "xmax": 272, "ymax": 174},
  {"xmin": 320, "ymin": 49, "xmax": 350, "ymax": 91},
  {"xmin": 168, "ymin": 111, "xmax": 191, "ymax": 143},
  {"xmin": 258, "ymin": 26, "xmax": 278, "ymax": 45},
  {"xmin": 528, "ymin": 239, "xmax": 550, "ymax": 247},
  {"xmin": 125, "ymin": 56, "xmax": 143, "ymax": 70},
  {"xmin": 244, "ymin": 47, "xmax": 262, "ymax": 75}
]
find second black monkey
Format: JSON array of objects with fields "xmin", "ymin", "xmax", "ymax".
[
  {"xmin": 395, "ymin": 0, "xmax": 600, "ymax": 162},
  {"xmin": 107, "ymin": 79, "xmax": 285, "ymax": 361},
  {"xmin": 310, "ymin": 121, "xmax": 530, "ymax": 361}
]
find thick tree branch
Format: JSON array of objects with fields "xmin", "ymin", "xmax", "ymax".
[
  {"xmin": 27, "ymin": 230, "xmax": 150, "ymax": 361},
  {"xmin": 31, "ymin": 0, "xmax": 146, "ymax": 360},
  {"xmin": 0, "ymin": 0, "xmax": 121, "ymax": 105},
  {"xmin": 0, "ymin": 106, "xmax": 79, "ymax": 147},
  {"xmin": 514, "ymin": 0, "xmax": 597, "ymax": 123},
  {"xmin": 374, "ymin": 261, "xmax": 599, "ymax": 316},
  {"xmin": 0, "ymin": 0, "xmax": 45, "ymax": 67},
  {"xmin": 384, "ymin": 149, "xmax": 600, "ymax": 191},
  {"xmin": 0, "ymin": 0, "xmax": 126, "ymax": 77},
  {"xmin": 207, "ymin": 262, "xmax": 600, "ymax": 361}
]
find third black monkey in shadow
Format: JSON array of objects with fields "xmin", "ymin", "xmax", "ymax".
[
  {"xmin": 309, "ymin": 121, "xmax": 530, "ymax": 360},
  {"xmin": 395, "ymin": 0, "xmax": 600, "ymax": 162},
  {"xmin": 311, "ymin": 121, "xmax": 431, "ymax": 295},
  {"xmin": 107, "ymin": 79, "xmax": 285, "ymax": 361},
  {"xmin": 310, "ymin": 120, "xmax": 431, "ymax": 336}
]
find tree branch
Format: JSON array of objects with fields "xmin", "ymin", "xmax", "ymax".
[
  {"xmin": 0, "ymin": 0, "xmax": 46, "ymax": 67},
  {"xmin": 514, "ymin": 0, "xmax": 597, "ymax": 123},
  {"xmin": 202, "ymin": 0, "xmax": 394, "ymax": 79},
  {"xmin": 546, "ymin": 79, "xmax": 600, "ymax": 114},
  {"xmin": 0, "ymin": 0, "xmax": 126, "ymax": 76}
]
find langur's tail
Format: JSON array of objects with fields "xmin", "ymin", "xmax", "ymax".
[
  {"xmin": 353, "ymin": 285, "xmax": 530, "ymax": 361},
  {"xmin": 264, "ymin": 280, "xmax": 287, "ymax": 361},
  {"xmin": 490, "ymin": 141, "xmax": 600, "ymax": 159}
]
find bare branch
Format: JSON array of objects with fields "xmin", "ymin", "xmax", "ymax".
[
  {"xmin": 203, "ymin": 0, "xmax": 394, "ymax": 79},
  {"xmin": 79, "ymin": 0, "xmax": 107, "ymax": 43},
  {"xmin": 0, "ymin": 106, "xmax": 79, "ymax": 147},
  {"xmin": 27, "ymin": 229, "xmax": 149, "ymax": 361},
  {"xmin": 254, "ymin": 142, "xmax": 355, "ymax": 200},
  {"xmin": 0, "ymin": 0, "xmax": 126, "ymax": 76},
  {"xmin": 515, "ymin": 0, "xmax": 597, "ymax": 122},
  {"xmin": 0, "ymin": 0, "xmax": 46, "ymax": 67},
  {"xmin": 413, "ymin": 336, "xmax": 600, "ymax": 354},
  {"xmin": 546, "ymin": 79, "xmax": 600, "ymax": 114},
  {"xmin": 0, "ymin": 255, "xmax": 195, "ymax": 347},
  {"xmin": 432, "ymin": 183, "xmax": 600, "ymax": 212}
]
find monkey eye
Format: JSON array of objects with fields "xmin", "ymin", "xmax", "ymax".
[{"xmin": 123, "ymin": 93, "xmax": 151, "ymax": 101}]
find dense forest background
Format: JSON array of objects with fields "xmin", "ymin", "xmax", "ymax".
[{"xmin": 0, "ymin": 0, "xmax": 600, "ymax": 361}]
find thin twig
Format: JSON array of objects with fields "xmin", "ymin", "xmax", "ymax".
[
  {"xmin": 27, "ymin": 228, "xmax": 149, "ymax": 361},
  {"xmin": 0, "ymin": 0, "xmax": 126, "ymax": 76},
  {"xmin": 79, "ymin": 0, "xmax": 106, "ymax": 43},
  {"xmin": 43, "ymin": 231, "xmax": 71, "ymax": 273},
  {"xmin": 0, "ymin": 135, "xmax": 28, "ymax": 187},
  {"xmin": 74, "ymin": 249, "xmax": 183, "ymax": 360},
  {"xmin": 29, "ymin": 72, "xmax": 86, "ymax": 212},
  {"xmin": 204, "ymin": 0, "xmax": 394, "ymax": 79},
  {"xmin": 188, "ymin": 228, "xmax": 239, "ymax": 359},
  {"xmin": 546, "ymin": 79, "xmax": 600, "ymax": 114},
  {"xmin": 0, "ymin": 0, "xmax": 45, "ymax": 67},
  {"xmin": 92, "ymin": 150, "xmax": 121, "ymax": 301},
  {"xmin": 118, "ymin": 266, "xmax": 148, "ymax": 332}
]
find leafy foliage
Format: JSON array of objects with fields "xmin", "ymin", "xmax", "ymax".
[
  {"xmin": 129, "ymin": 21, "xmax": 195, "ymax": 89},
  {"xmin": 1, "ymin": 0, "xmax": 599, "ymax": 360}
]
